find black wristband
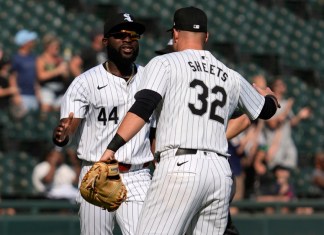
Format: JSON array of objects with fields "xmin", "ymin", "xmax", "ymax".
[
  {"xmin": 107, "ymin": 133, "xmax": 127, "ymax": 152},
  {"xmin": 266, "ymin": 94, "xmax": 280, "ymax": 108},
  {"xmin": 53, "ymin": 136, "xmax": 69, "ymax": 147}
]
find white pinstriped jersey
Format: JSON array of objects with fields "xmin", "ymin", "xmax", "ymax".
[
  {"xmin": 138, "ymin": 49, "xmax": 265, "ymax": 155},
  {"xmin": 61, "ymin": 63, "xmax": 154, "ymax": 164}
]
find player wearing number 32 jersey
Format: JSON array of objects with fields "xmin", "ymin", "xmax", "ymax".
[{"xmin": 101, "ymin": 6, "xmax": 279, "ymax": 235}]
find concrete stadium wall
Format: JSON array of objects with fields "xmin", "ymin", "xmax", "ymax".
[{"xmin": 1, "ymin": 214, "xmax": 324, "ymax": 235}]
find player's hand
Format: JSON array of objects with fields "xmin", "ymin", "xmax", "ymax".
[
  {"xmin": 253, "ymin": 83, "xmax": 273, "ymax": 96},
  {"xmin": 99, "ymin": 149, "xmax": 116, "ymax": 162},
  {"xmin": 253, "ymin": 84, "xmax": 281, "ymax": 108},
  {"xmin": 53, "ymin": 112, "xmax": 74, "ymax": 143}
]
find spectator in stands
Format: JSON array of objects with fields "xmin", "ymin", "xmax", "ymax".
[
  {"xmin": 256, "ymin": 165, "xmax": 296, "ymax": 214},
  {"xmin": 69, "ymin": 28, "xmax": 106, "ymax": 76},
  {"xmin": 312, "ymin": 152, "xmax": 324, "ymax": 195},
  {"xmin": 9, "ymin": 29, "xmax": 39, "ymax": 117},
  {"xmin": 36, "ymin": 34, "xmax": 69, "ymax": 113},
  {"xmin": 0, "ymin": 53, "xmax": 19, "ymax": 111},
  {"xmin": 32, "ymin": 147, "xmax": 81, "ymax": 202},
  {"xmin": 263, "ymin": 78, "xmax": 311, "ymax": 171}
]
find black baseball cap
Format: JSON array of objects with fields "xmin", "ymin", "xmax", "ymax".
[
  {"xmin": 155, "ymin": 39, "xmax": 174, "ymax": 55},
  {"xmin": 104, "ymin": 13, "xmax": 145, "ymax": 37},
  {"xmin": 168, "ymin": 6, "xmax": 207, "ymax": 33}
]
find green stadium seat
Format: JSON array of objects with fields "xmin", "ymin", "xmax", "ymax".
[
  {"xmin": 292, "ymin": 167, "xmax": 323, "ymax": 198},
  {"xmin": 0, "ymin": 151, "xmax": 39, "ymax": 196}
]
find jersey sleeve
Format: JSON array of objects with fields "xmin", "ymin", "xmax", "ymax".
[
  {"xmin": 138, "ymin": 56, "xmax": 170, "ymax": 98},
  {"xmin": 236, "ymin": 73, "xmax": 265, "ymax": 120},
  {"xmin": 60, "ymin": 76, "xmax": 89, "ymax": 119}
]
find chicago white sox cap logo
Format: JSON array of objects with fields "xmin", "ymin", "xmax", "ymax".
[{"xmin": 123, "ymin": 13, "xmax": 133, "ymax": 22}]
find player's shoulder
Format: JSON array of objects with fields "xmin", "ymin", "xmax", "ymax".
[
  {"xmin": 66, "ymin": 64, "xmax": 104, "ymax": 92},
  {"xmin": 81, "ymin": 63, "xmax": 104, "ymax": 77},
  {"xmin": 73, "ymin": 64, "xmax": 104, "ymax": 82},
  {"xmin": 146, "ymin": 54, "xmax": 173, "ymax": 68},
  {"xmin": 135, "ymin": 63, "xmax": 144, "ymax": 72},
  {"xmin": 133, "ymin": 64, "xmax": 145, "ymax": 79}
]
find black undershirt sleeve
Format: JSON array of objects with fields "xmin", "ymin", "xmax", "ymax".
[
  {"xmin": 129, "ymin": 89, "xmax": 162, "ymax": 122},
  {"xmin": 257, "ymin": 95, "xmax": 278, "ymax": 120}
]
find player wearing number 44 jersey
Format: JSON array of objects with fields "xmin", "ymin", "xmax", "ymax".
[
  {"xmin": 53, "ymin": 12, "xmax": 155, "ymax": 235},
  {"xmin": 101, "ymin": 6, "xmax": 280, "ymax": 235}
]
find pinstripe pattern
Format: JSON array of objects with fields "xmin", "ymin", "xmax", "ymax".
[
  {"xmin": 61, "ymin": 63, "xmax": 153, "ymax": 164},
  {"xmin": 139, "ymin": 50, "xmax": 265, "ymax": 155},
  {"xmin": 134, "ymin": 50, "xmax": 266, "ymax": 234},
  {"xmin": 62, "ymin": 63, "xmax": 154, "ymax": 235},
  {"xmin": 77, "ymin": 160, "xmax": 151, "ymax": 235},
  {"xmin": 136, "ymin": 150, "xmax": 232, "ymax": 235}
]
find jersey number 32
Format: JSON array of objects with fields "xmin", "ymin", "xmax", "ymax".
[{"xmin": 188, "ymin": 79, "xmax": 227, "ymax": 124}]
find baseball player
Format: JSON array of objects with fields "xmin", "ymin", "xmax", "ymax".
[
  {"xmin": 154, "ymin": 39, "xmax": 241, "ymax": 235},
  {"xmin": 153, "ymin": 40, "xmax": 276, "ymax": 235},
  {"xmin": 53, "ymin": 12, "xmax": 155, "ymax": 235},
  {"xmin": 100, "ymin": 6, "xmax": 279, "ymax": 235}
]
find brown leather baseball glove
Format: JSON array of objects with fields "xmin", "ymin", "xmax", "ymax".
[{"xmin": 80, "ymin": 160, "xmax": 127, "ymax": 212}]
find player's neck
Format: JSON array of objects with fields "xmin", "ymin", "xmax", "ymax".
[
  {"xmin": 175, "ymin": 42, "xmax": 204, "ymax": 51},
  {"xmin": 105, "ymin": 61, "xmax": 135, "ymax": 81}
]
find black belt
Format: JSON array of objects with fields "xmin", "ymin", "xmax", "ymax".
[
  {"xmin": 175, "ymin": 148, "xmax": 198, "ymax": 156},
  {"xmin": 155, "ymin": 148, "xmax": 228, "ymax": 163},
  {"xmin": 118, "ymin": 162, "xmax": 150, "ymax": 173},
  {"xmin": 175, "ymin": 148, "xmax": 228, "ymax": 158}
]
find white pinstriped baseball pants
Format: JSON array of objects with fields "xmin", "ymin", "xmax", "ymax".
[
  {"xmin": 77, "ymin": 163, "xmax": 152, "ymax": 235},
  {"xmin": 135, "ymin": 149, "xmax": 233, "ymax": 235}
]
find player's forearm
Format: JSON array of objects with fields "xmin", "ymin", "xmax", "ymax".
[
  {"xmin": 226, "ymin": 115, "xmax": 251, "ymax": 140},
  {"xmin": 107, "ymin": 112, "xmax": 146, "ymax": 152},
  {"xmin": 117, "ymin": 112, "xmax": 146, "ymax": 141}
]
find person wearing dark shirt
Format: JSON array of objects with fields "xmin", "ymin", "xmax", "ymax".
[{"xmin": 0, "ymin": 55, "xmax": 18, "ymax": 109}]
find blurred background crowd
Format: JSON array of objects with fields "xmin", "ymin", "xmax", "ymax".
[{"xmin": 0, "ymin": 0, "xmax": 323, "ymax": 217}]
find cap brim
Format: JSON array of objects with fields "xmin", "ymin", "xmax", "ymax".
[{"xmin": 109, "ymin": 22, "xmax": 145, "ymax": 35}]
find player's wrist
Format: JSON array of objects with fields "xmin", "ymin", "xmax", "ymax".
[
  {"xmin": 107, "ymin": 133, "xmax": 126, "ymax": 152},
  {"xmin": 265, "ymin": 94, "xmax": 280, "ymax": 108},
  {"xmin": 53, "ymin": 136, "xmax": 70, "ymax": 147}
]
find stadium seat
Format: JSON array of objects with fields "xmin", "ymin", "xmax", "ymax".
[
  {"xmin": 292, "ymin": 167, "xmax": 323, "ymax": 198},
  {"xmin": 0, "ymin": 151, "xmax": 39, "ymax": 196}
]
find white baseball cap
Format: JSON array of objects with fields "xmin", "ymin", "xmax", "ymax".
[{"xmin": 14, "ymin": 29, "xmax": 38, "ymax": 46}]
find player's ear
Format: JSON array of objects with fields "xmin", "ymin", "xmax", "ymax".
[
  {"xmin": 102, "ymin": 38, "xmax": 109, "ymax": 46},
  {"xmin": 205, "ymin": 32, "xmax": 209, "ymax": 43},
  {"xmin": 172, "ymin": 29, "xmax": 179, "ymax": 43}
]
